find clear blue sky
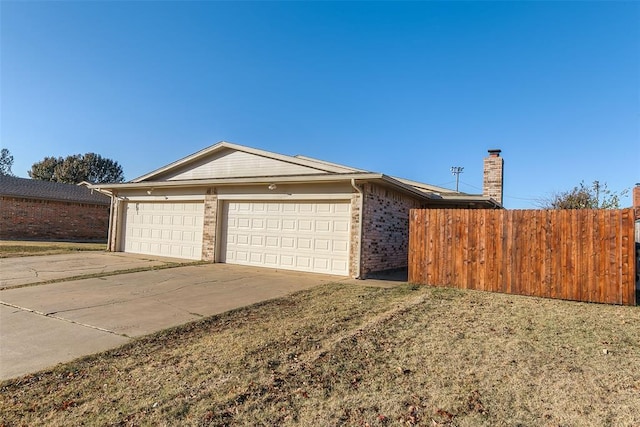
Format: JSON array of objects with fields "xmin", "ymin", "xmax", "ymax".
[{"xmin": 1, "ymin": 1, "xmax": 638, "ymax": 208}]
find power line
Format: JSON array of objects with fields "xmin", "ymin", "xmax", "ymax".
[
  {"xmin": 450, "ymin": 166, "xmax": 464, "ymax": 192},
  {"xmin": 458, "ymin": 180, "xmax": 541, "ymax": 201}
]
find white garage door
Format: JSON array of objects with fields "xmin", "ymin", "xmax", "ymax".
[
  {"xmin": 221, "ymin": 201, "xmax": 350, "ymax": 275},
  {"xmin": 121, "ymin": 201, "xmax": 204, "ymax": 260}
]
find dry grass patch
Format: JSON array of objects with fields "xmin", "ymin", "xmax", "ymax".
[
  {"xmin": 2, "ymin": 283, "xmax": 639, "ymax": 426},
  {"xmin": 0, "ymin": 241, "xmax": 106, "ymax": 258}
]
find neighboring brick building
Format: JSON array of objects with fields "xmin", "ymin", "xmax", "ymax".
[{"xmin": 0, "ymin": 176, "xmax": 110, "ymax": 242}]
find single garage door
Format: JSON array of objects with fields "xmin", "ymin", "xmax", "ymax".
[
  {"xmin": 221, "ymin": 201, "xmax": 350, "ymax": 275},
  {"xmin": 121, "ymin": 201, "xmax": 204, "ymax": 260}
]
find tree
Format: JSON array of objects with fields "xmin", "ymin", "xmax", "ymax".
[
  {"xmin": 0, "ymin": 148, "xmax": 14, "ymax": 176},
  {"xmin": 28, "ymin": 156, "xmax": 60, "ymax": 181},
  {"xmin": 540, "ymin": 181, "xmax": 627, "ymax": 209},
  {"xmin": 29, "ymin": 153, "xmax": 125, "ymax": 184}
]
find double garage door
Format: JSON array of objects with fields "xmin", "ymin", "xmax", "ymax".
[
  {"xmin": 221, "ymin": 201, "xmax": 350, "ymax": 276},
  {"xmin": 121, "ymin": 200, "xmax": 351, "ymax": 275}
]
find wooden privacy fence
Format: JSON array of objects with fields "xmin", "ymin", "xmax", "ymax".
[{"xmin": 409, "ymin": 208, "xmax": 637, "ymax": 305}]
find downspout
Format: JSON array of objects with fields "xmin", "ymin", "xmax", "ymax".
[
  {"xmin": 351, "ymin": 179, "xmax": 363, "ymax": 279},
  {"xmin": 107, "ymin": 192, "xmax": 115, "ymax": 252}
]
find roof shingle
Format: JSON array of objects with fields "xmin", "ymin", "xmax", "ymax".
[{"xmin": 0, "ymin": 176, "xmax": 110, "ymax": 205}]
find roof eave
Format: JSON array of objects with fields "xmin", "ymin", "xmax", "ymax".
[
  {"xmin": 426, "ymin": 195, "xmax": 503, "ymax": 209},
  {"xmin": 92, "ymin": 173, "xmax": 385, "ymax": 191},
  {"xmin": 91, "ymin": 173, "xmax": 440, "ymax": 201},
  {"xmin": 92, "ymin": 173, "xmax": 505, "ymax": 206},
  {"xmin": 0, "ymin": 193, "xmax": 110, "ymax": 206}
]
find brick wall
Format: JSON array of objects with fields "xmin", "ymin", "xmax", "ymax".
[
  {"xmin": 0, "ymin": 196, "xmax": 110, "ymax": 241},
  {"xmin": 202, "ymin": 190, "xmax": 218, "ymax": 261},
  {"xmin": 349, "ymin": 191, "xmax": 362, "ymax": 278},
  {"xmin": 359, "ymin": 183, "xmax": 423, "ymax": 277},
  {"xmin": 633, "ymin": 184, "xmax": 640, "ymax": 220}
]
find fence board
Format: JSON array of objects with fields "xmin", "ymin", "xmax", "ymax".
[
  {"xmin": 622, "ymin": 210, "xmax": 635, "ymax": 305},
  {"xmin": 409, "ymin": 208, "xmax": 637, "ymax": 306}
]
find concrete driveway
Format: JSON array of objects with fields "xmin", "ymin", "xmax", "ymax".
[
  {"xmin": 0, "ymin": 252, "xmax": 193, "ymax": 289},
  {"xmin": 0, "ymin": 255, "xmax": 374, "ymax": 380}
]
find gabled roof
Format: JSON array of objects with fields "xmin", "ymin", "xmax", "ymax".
[
  {"xmin": 293, "ymin": 154, "xmax": 368, "ymax": 173},
  {"xmin": 132, "ymin": 141, "xmax": 361, "ymax": 182},
  {"xmin": 92, "ymin": 141, "xmax": 502, "ymax": 208},
  {"xmin": 390, "ymin": 176, "xmax": 457, "ymax": 195},
  {"xmin": 0, "ymin": 175, "xmax": 110, "ymax": 205}
]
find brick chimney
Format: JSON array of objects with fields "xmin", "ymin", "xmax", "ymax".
[
  {"xmin": 633, "ymin": 183, "xmax": 640, "ymax": 219},
  {"xmin": 483, "ymin": 149, "xmax": 504, "ymax": 205}
]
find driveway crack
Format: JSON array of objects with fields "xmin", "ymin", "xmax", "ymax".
[{"xmin": 0, "ymin": 301, "xmax": 129, "ymax": 338}]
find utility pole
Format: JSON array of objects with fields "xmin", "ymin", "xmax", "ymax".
[{"xmin": 450, "ymin": 166, "xmax": 464, "ymax": 192}]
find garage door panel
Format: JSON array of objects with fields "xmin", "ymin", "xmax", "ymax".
[
  {"xmin": 282, "ymin": 220, "xmax": 296, "ymax": 231},
  {"xmin": 334, "ymin": 221, "xmax": 349, "ymax": 232},
  {"xmin": 235, "ymin": 250, "xmax": 248, "ymax": 262},
  {"xmin": 297, "ymin": 238, "xmax": 312, "ymax": 250},
  {"xmin": 314, "ymin": 258, "xmax": 329, "ymax": 270},
  {"xmin": 280, "ymin": 255, "xmax": 295, "ymax": 267},
  {"xmin": 265, "ymin": 236, "xmax": 279, "ymax": 247},
  {"xmin": 296, "ymin": 256, "xmax": 311, "ymax": 269},
  {"xmin": 299, "ymin": 220, "xmax": 313, "ymax": 232},
  {"xmin": 316, "ymin": 204, "xmax": 331, "ymax": 214},
  {"xmin": 221, "ymin": 201, "xmax": 350, "ymax": 275},
  {"xmin": 122, "ymin": 202, "xmax": 204, "ymax": 260},
  {"xmin": 281, "ymin": 237, "xmax": 295, "ymax": 248},
  {"xmin": 316, "ymin": 220, "xmax": 331, "ymax": 232},
  {"xmin": 250, "ymin": 235, "xmax": 264, "ymax": 246},
  {"xmin": 332, "ymin": 259, "xmax": 348, "ymax": 272},
  {"xmin": 333, "ymin": 240, "xmax": 349, "ymax": 252},
  {"xmin": 315, "ymin": 239, "xmax": 330, "ymax": 251},
  {"xmin": 264, "ymin": 253, "xmax": 278, "ymax": 265}
]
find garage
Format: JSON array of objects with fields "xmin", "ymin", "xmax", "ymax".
[
  {"xmin": 220, "ymin": 201, "xmax": 350, "ymax": 275},
  {"xmin": 121, "ymin": 201, "xmax": 204, "ymax": 260},
  {"xmin": 97, "ymin": 142, "xmax": 497, "ymax": 279}
]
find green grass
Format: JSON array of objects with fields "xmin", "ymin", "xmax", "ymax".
[
  {"xmin": 0, "ymin": 241, "xmax": 106, "ymax": 258},
  {"xmin": 1, "ymin": 283, "xmax": 639, "ymax": 426}
]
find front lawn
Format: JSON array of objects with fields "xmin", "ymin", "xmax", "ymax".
[
  {"xmin": 1, "ymin": 283, "xmax": 639, "ymax": 426},
  {"xmin": 0, "ymin": 241, "xmax": 106, "ymax": 258}
]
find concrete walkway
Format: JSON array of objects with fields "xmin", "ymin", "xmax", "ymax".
[{"xmin": 1, "ymin": 259, "xmax": 397, "ymax": 380}]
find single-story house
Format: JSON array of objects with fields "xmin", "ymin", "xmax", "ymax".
[
  {"xmin": 93, "ymin": 142, "xmax": 503, "ymax": 278},
  {"xmin": 0, "ymin": 175, "xmax": 111, "ymax": 242}
]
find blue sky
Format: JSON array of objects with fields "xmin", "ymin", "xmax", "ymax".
[{"xmin": 1, "ymin": 1, "xmax": 638, "ymax": 208}]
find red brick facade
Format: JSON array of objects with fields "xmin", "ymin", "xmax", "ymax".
[{"xmin": 0, "ymin": 196, "xmax": 110, "ymax": 242}]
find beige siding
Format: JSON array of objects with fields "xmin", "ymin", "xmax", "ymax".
[{"xmin": 162, "ymin": 150, "xmax": 325, "ymax": 181}]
